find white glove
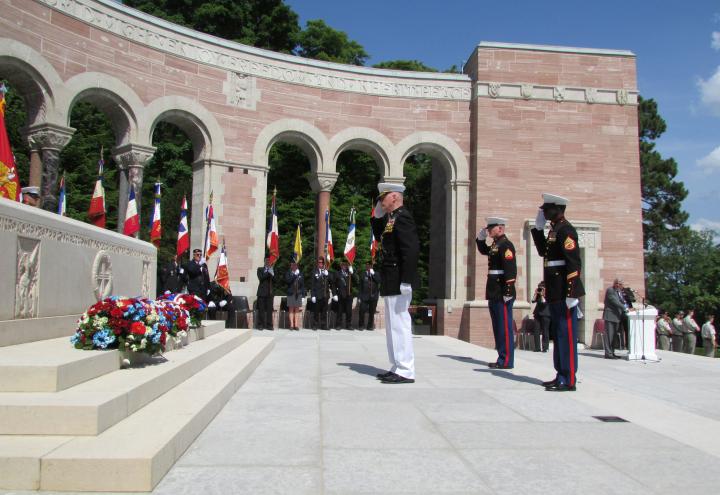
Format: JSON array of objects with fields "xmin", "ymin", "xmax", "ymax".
[
  {"xmin": 164, "ymin": 290, "xmax": 171, "ymax": 295},
  {"xmin": 333, "ymin": 295, "xmax": 339, "ymax": 302},
  {"xmin": 294, "ymin": 269, "xmax": 300, "ymax": 275},
  {"xmin": 534, "ymin": 209, "xmax": 546, "ymax": 230},
  {"xmin": 178, "ymin": 268, "xmax": 184, "ymax": 274},
  {"xmin": 302, "ymin": 298, "xmax": 306, "ymax": 306},
  {"xmin": 208, "ymin": 301, "xmax": 216, "ymax": 308},
  {"xmin": 373, "ymin": 200, "xmax": 384, "ymax": 218},
  {"xmin": 268, "ymin": 267, "xmax": 274, "ymax": 276},
  {"xmin": 219, "ymin": 300, "xmax": 227, "ymax": 308},
  {"xmin": 348, "ymin": 266, "xmax": 353, "ymax": 274},
  {"xmin": 503, "ymin": 296, "xmax": 512, "ymax": 303},
  {"xmin": 400, "ymin": 283, "xmax": 412, "ymax": 296},
  {"xmin": 311, "ymin": 296, "xmax": 316, "ymax": 303},
  {"xmin": 323, "ymin": 269, "xmax": 328, "ymax": 276},
  {"xmin": 369, "ymin": 269, "xmax": 374, "ymax": 275},
  {"xmin": 566, "ymin": 297, "xmax": 579, "ymax": 308},
  {"xmin": 476, "ymin": 228, "xmax": 488, "ymax": 241},
  {"xmin": 206, "ymin": 289, "xmax": 211, "ymax": 295}
]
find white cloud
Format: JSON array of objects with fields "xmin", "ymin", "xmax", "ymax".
[
  {"xmin": 714, "ymin": 32, "xmax": 720, "ymax": 50},
  {"xmin": 697, "ymin": 146, "xmax": 720, "ymax": 173},
  {"xmin": 690, "ymin": 218, "xmax": 720, "ymax": 243},
  {"xmin": 698, "ymin": 66, "xmax": 720, "ymax": 115}
]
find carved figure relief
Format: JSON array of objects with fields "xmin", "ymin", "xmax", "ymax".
[
  {"xmin": 616, "ymin": 89, "xmax": 628, "ymax": 106},
  {"xmin": 141, "ymin": 261, "xmax": 151, "ymax": 298},
  {"xmin": 15, "ymin": 237, "xmax": 40, "ymax": 319},
  {"xmin": 92, "ymin": 251, "xmax": 113, "ymax": 301},
  {"xmin": 520, "ymin": 84, "xmax": 533, "ymax": 100},
  {"xmin": 488, "ymin": 82, "xmax": 500, "ymax": 98},
  {"xmin": 585, "ymin": 88, "xmax": 597, "ymax": 104},
  {"xmin": 554, "ymin": 86, "xmax": 565, "ymax": 102}
]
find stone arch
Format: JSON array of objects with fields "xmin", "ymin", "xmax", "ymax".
[
  {"xmin": 329, "ymin": 127, "xmax": 393, "ymax": 178},
  {"xmin": 60, "ymin": 73, "xmax": 143, "ymax": 147},
  {"xmin": 142, "ymin": 96, "xmax": 226, "ymax": 162},
  {"xmin": 253, "ymin": 119, "xmax": 329, "ymax": 173},
  {"xmin": 0, "ymin": 39, "xmax": 63, "ymax": 126},
  {"xmin": 394, "ymin": 131, "xmax": 469, "ymax": 182}
]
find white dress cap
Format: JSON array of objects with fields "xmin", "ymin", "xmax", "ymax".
[
  {"xmin": 485, "ymin": 216, "xmax": 507, "ymax": 226},
  {"xmin": 541, "ymin": 193, "xmax": 569, "ymax": 206},
  {"xmin": 377, "ymin": 182, "xmax": 406, "ymax": 196}
]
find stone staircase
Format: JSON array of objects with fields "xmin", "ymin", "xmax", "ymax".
[{"xmin": 0, "ymin": 318, "xmax": 274, "ymax": 491}]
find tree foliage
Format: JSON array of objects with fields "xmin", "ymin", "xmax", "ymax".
[
  {"xmin": 373, "ymin": 60, "xmax": 437, "ymax": 72},
  {"xmin": 296, "ymin": 19, "xmax": 368, "ymax": 65}
]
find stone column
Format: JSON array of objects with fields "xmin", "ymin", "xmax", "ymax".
[
  {"xmin": 190, "ymin": 158, "xmax": 213, "ymax": 252},
  {"xmin": 309, "ymin": 171, "xmax": 338, "ymax": 260},
  {"xmin": 24, "ymin": 123, "xmax": 75, "ymax": 212},
  {"xmin": 112, "ymin": 143, "xmax": 155, "ymax": 234}
]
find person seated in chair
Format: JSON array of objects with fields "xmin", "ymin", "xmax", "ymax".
[{"xmin": 206, "ymin": 282, "xmax": 236, "ymax": 327}]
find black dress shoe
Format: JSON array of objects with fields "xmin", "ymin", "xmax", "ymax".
[
  {"xmin": 376, "ymin": 371, "xmax": 395, "ymax": 379},
  {"xmin": 381, "ymin": 374, "xmax": 415, "ymax": 384},
  {"xmin": 541, "ymin": 378, "xmax": 558, "ymax": 387},
  {"xmin": 494, "ymin": 365, "xmax": 514, "ymax": 370},
  {"xmin": 488, "ymin": 362, "xmax": 499, "ymax": 368},
  {"xmin": 545, "ymin": 383, "xmax": 576, "ymax": 392}
]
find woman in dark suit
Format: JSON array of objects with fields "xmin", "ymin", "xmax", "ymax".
[{"xmin": 285, "ymin": 260, "xmax": 305, "ymax": 330}]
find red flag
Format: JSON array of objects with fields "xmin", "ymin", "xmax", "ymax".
[
  {"xmin": 215, "ymin": 242, "xmax": 230, "ymax": 292},
  {"xmin": 266, "ymin": 189, "xmax": 279, "ymax": 265},
  {"xmin": 88, "ymin": 149, "xmax": 106, "ymax": 228},
  {"xmin": 0, "ymin": 84, "xmax": 20, "ymax": 201},
  {"xmin": 150, "ymin": 183, "xmax": 162, "ymax": 247},
  {"xmin": 344, "ymin": 208, "xmax": 356, "ymax": 264},
  {"xmin": 325, "ymin": 209, "xmax": 334, "ymax": 263},
  {"xmin": 177, "ymin": 195, "xmax": 189, "ymax": 257},
  {"xmin": 204, "ymin": 200, "xmax": 219, "ymax": 259},
  {"xmin": 123, "ymin": 185, "xmax": 140, "ymax": 236}
]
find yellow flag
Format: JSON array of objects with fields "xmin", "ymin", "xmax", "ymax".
[{"xmin": 293, "ymin": 224, "xmax": 302, "ymax": 262}]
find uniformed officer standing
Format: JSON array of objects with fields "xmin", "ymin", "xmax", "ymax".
[
  {"xmin": 256, "ymin": 257, "xmax": 275, "ymax": 330},
  {"xmin": 476, "ymin": 217, "xmax": 517, "ymax": 369},
  {"xmin": 183, "ymin": 248, "xmax": 210, "ymax": 302},
  {"xmin": 371, "ymin": 182, "xmax": 419, "ymax": 384},
  {"xmin": 310, "ymin": 257, "xmax": 331, "ymax": 330},
  {"xmin": 333, "ymin": 260, "xmax": 355, "ymax": 329},
  {"xmin": 358, "ymin": 262, "xmax": 381, "ymax": 330},
  {"xmin": 531, "ymin": 193, "xmax": 585, "ymax": 392}
]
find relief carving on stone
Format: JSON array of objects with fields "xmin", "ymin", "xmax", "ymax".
[
  {"xmin": 616, "ymin": 89, "xmax": 628, "ymax": 106},
  {"xmin": 141, "ymin": 261, "xmax": 151, "ymax": 298},
  {"xmin": 520, "ymin": 84, "xmax": 533, "ymax": 100},
  {"xmin": 554, "ymin": 86, "xmax": 565, "ymax": 102},
  {"xmin": 92, "ymin": 251, "xmax": 113, "ymax": 301},
  {"xmin": 585, "ymin": 88, "xmax": 597, "ymax": 104},
  {"xmin": 15, "ymin": 237, "xmax": 40, "ymax": 319},
  {"xmin": 225, "ymin": 72, "xmax": 257, "ymax": 109},
  {"xmin": 488, "ymin": 82, "xmax": 500, "ymax": 98}
]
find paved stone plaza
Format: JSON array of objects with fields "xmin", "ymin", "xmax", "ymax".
[{"xmin": 151, "ymin": 329, "xmax": 719, "ymax": 495}]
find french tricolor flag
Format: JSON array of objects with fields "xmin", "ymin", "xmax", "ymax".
[
  {"xmin": 266, "ymin": 189, "xmax": 279, "ymax": 265},
  {"xmin": 57, "ymin": 175, "xmax": 66, "ymax": 216},
  {"xmin": 325, "ymin": 209, "xmax": 334, "ymax": 263},
  {"xmin": 123, "ymin": 185, "xmax": 140, "ymax": 237},
  {"xmin": 370, "ymin": 204, "xmax": 378, "ymax": 263},
  {"xmin": 149, "ymin": 183, "xmax": 162, "ymax": 247},
  {"xmin": 176, "ymin": 195, "xmax": 189, "ymax": 257},
  {"xmin": 343, "ymin": 208, "xmax": 356, "ymax": 265}
]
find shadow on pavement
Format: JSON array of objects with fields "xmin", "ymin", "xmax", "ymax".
[
  {"xmin": 337, "ymin": 362, "xmax": 386, "ymax": 377},
  {"xmin": 474, "ymin": 368, "xmax": 545, "ymax": 386},
  {"xmin": 436, "ymin": 354, "xmax": 489, "ymax": 366}
]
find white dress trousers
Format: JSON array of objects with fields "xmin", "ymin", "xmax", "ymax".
[{"xmin": 383, "ymin": 290, "xmax": 415, "ymax": 379}]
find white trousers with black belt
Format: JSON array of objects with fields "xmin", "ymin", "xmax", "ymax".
[{"xmin": 383, "ymin": 291, "xmax": 415, "ymax": 379}]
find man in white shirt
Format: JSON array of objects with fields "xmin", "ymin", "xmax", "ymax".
[{"xmin": 701, "ymin": 315, "xmax": 716, "ymax": 358}]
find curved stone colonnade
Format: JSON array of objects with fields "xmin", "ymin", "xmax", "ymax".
[{"xmin": 1, "ymin": 0, "xmax": 643, "ymax": 343}]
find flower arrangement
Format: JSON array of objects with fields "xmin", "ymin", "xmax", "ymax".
[
  {"xmin": 71, "ymin": 295, "xmax": 192, "ymax": 355},
  {"xmin": 159, "ymin": 293, "xmax": 207, "ymax": 328}
]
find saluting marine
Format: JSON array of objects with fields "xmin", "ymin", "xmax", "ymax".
[
  {"xmin": 531, "ymin": 193, "xmax": 585, "ymax": 392},
  {"xmin": 476, "ymin": 216, "xmax": 517, "ymax": 369}
]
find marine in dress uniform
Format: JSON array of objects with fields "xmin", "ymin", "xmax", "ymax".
[
  {"xmin": 358, "ymin": 262, "xmax": 381, "ymax": 330},
  {"xmin": 371, "ymin": 182, "xmax": 419, "ymax": 384},
  {"xmin": 530, "ymin": 193, "xmax": 585, "ymax": 392},
  {"xmin": 256, "ymin": 257, "xmax": 275, "ymax": 330},
  {"xmin": 310, "ymin": 257, "xmax": 331, "ymax": 330},
  {"xmin": 476, "ymin": 217, "xmax": 517, "ymax": 369}
]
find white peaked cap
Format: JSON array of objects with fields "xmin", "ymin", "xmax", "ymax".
[
  {"xmin": 377, "ymin": 182, "xmax": 406, "ymax": 196},
  {"xmin": 541, "ymin": 193, "xmax": 569, "ymax": 206},
  {"xmin": 485, "ymin": 216, "xmax": 507, "ymax": 226}
]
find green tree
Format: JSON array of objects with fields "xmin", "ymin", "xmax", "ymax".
[
  {"xmin": 2, "ymin": 82, "xmax": 30, "ymax": 186},
  {"xmin": 372, "ymin": 60, "xmax": 437, "ymax": 72},
  {"xmin": 296, "ymin": 19, "xmax": 368, "ymax": 65},
  {"xmin": 123, "ymin": 0, "xmax": 300, "ymax": 53}
]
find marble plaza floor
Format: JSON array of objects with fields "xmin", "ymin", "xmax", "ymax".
[{"xmin": 6, "ymin": 328, "xmax": 720, "ymax": 495}]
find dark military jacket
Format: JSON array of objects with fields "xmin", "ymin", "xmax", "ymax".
[
  {"xmin": 371, "ymin": 206, "xmax": 420, "ymax": 296},
  {"xmin": 183, "ymin": 260, "xmax": 210, "ymax": 300},
  {"xmin": 359, "ymin": 270, "xmax": 381, "ymax": 302},
  {"xmin": 311, "ymin": 268, "xmax": 331, "ymax": 299},
  {"xmin": 476, "ymin": 234, "xmax": 517, "ymax": 300},
  {"xmin": 284, "ymin": 269, "xmax": 305, "ymax": 298},
  {"xmin": 159, "ymin": 260, "xmax": 184, "ymax": 294},
  {"xmin": 531, "ymin": 217, "xmax": 585, "ymax": 303},
  {"xmin": 333, "ymin": 269, "xmax": 355, "ymax": 298},
  {"xmin": 256, "ymin": 267, "xmax": 274, "ymax": 297}
]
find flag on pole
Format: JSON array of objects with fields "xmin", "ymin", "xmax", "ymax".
[
  {"xmin": 266, "ymin": 188, "xmax": 279, "ymax": 265},
  {"xmin": 325, "ymin": 209, "xmax": 334, "ymax": 263},
  {"xmin": 293, "ymin": 223, "xmax": 303, "ymax": 263},
  {"xmin": 203, "ymin": 194, "xmax": 219, "ymax": 259},
  {"xmin": 57, "ymin": 175, "xmax": 66, "ymax": 216},
  {"xmin": 370, "ymin": 203, "xmax": 379, "ymax": 263},
  {"xmin": 88, "ymin": 148, "xmax": 106, "ymax": 228},
  {"xmin": 0, "ymin": 83, "xmax": 20, "ymax": 201},
  {"xmin": 149, "ymin": 183, "xmax": 162, "ymax": 247},
  {"xmin": 344, "ymin": 208, "xmax": 356, "ymax": 264},
  {"xmin": 123, "ymin": 184, "xmax": 140, "ymax": 236},
  {"xmin": 215, "ymin": 240, "xmax": 230, "ymax": 292},
  {"xmin": 177, "ymin": 195, "xmax": 189, "ymax": 257}
]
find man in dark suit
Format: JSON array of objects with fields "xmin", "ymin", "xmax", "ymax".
[
  {"xmin": 310, "ymin": 257, "xmax": 331, "ymax": 330},
  {"xmin": 358, "ymin": 261, "xmax": 381, "ymax": 330},
  {"xmin": 531, "ymin": 193, "xmax": 585, "ymax": 392},
  {"xmin": 476, "ymin": 216, "xmax": 517, "ymax": 369},
  {"xmin": 256, "ymin": 257, "xmax": 274, "ymax": 330},
  {"xmin": 158, "ymin": 255, "xmax": 185, "ymax": 295},
  {"xmin": 183, "ymin": 249, "xmax": 210, "ymax": 302},
  {"xmin": 333, "ymin": 260, "xmax": 355, "ymax": 329},
  {"xmin": 602, "ymin": 278, "xmax": 626, "ymax": 359},
  {"xmin": 371, "ymin": 182, "xmax": 419, "ymax": 384},
  {"xmin": 532, "ymin": 281, "xmax": 551, "ymax": 352}
]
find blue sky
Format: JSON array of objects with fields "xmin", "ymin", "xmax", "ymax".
[{"xmin": 286, "ymin": 0, "xmax": 720, "ymax": 233}]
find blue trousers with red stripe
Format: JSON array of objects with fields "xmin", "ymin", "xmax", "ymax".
[
  {"xmin": 488, "ymin": 298, "xmax": 514, "ymax": 368},
  {"xmin": 549, "ymin": 301, "xmax": 579, "ymax": 386}
]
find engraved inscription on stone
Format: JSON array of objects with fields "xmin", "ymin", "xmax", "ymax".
[
  {"xmin": 15, "ymin": 237, "xmax": 40, "ymax": 319},
  {"xmin": 92, "ymin": 251, "xmax": 113, "ymax": 301}
]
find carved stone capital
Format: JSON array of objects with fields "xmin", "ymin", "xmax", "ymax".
[
  {"xmin": 112, "ymin": 143, "xmax": 156, "ymax": 170},
  {"xmin": 308, "ymin": 172, "xmax": 339, "ymax": 193},
  {"xmin": 24, "ymin": 123, "xmax": 75, "ymax": 151}
]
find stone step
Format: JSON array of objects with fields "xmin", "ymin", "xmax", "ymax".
[
  {"xmin": 0, "ymin": 314, "xmax": 81, "ymax": 347},
  {"xmin": 0, "ymin": 328, "xmax": 249, "ymax": 435},
  {"xmin": 0, "ymin": 335, "xmax": 274, "ymax": 491},
  {"xmin": 0, "ymin": 319, "xmax": 226, "ymax": 393}
]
